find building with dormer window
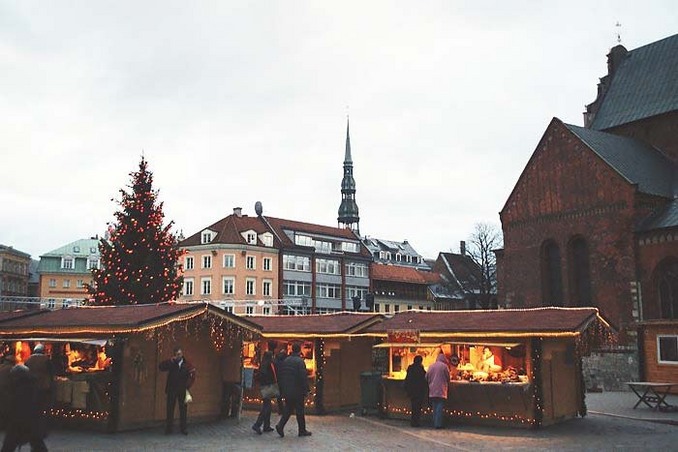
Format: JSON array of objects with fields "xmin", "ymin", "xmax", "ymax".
[
  {"xmin": 178, "ymin": 207, "xmax": 279, "ymax": 315},
  {"xmin": 37, "ymin": 238, "xmax": 100, "ymax": 307}
]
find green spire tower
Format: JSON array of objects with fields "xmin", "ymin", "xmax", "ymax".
[{"xmin": 338, "ymin": 118, "xmax": 360, "ymax": 234}]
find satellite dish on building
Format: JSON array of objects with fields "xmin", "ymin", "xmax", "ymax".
[{"xmin": 255, "ymin": 201, "xmax": 263, "ymax": 216}]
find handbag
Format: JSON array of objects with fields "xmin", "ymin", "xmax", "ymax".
[
  {"xmin": 185, "ymin": 390, "xmax": 193, "ymax": 404},
  {"xmin": 260, "ymin": 383, "xmax": 280, "ymax": 399},
  {"xmin": 260, "ymin": 363, "xmax": 280, "ymax": 399}
]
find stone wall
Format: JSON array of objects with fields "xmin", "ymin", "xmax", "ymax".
[{"xmin": 582, "ymin": 347, "xmax": 638, "ymax": 392}]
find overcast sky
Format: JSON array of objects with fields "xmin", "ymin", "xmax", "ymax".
[{"xmin": 1, "ymin": 1, "xmax": 676, "ymax": 261}]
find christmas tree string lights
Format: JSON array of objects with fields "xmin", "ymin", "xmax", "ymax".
[{"xmin": 86, "ymin": 157, "xmax": 184, "ymax": 305}]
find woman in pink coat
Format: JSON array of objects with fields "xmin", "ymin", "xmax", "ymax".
[{"xmin": 426, "ymin": 352, "xmax": 450, "ymax": 429}]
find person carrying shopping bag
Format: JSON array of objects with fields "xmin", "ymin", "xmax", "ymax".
[{"xmin": 252, "ymin": 351, "xmax": 278, "ymax": 434}]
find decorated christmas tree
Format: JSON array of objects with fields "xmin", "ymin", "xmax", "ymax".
[{"xmin": 86, "ymin": 157, "xmax": 183, "ymax": 305}]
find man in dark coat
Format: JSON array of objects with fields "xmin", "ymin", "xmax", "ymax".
[
  {"xmin": 1, "ymin": 364, "xmax": 48, "ymax": 452},
  {"xmin": 158, "ymin": 346, "xmax": 196, "ymax": 435},
  {"xmin": 403, "ymin": 355, "xmax": 427, "ymax": 427},
  {"xmin": 275, "ymin": 343, "xmax": 311, "ymax": 437},
  {"xmin": 25, "ymin": 344, "xmax": 54, "ymax": 439}
]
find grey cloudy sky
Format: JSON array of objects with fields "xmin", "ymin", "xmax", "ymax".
[{"xmin": 1, "ymin": 1, "xmax": 676, "ymax": 260}]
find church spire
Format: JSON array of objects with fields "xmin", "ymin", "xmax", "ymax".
[{"xmin": 338, "ymin": 117, "xmax": 360, "ymax": 235}]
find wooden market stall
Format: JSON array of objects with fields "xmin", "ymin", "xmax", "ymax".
[
  {"xmin": 0, "ymin": 302, "xmax": 260, "ymax": 431},
  {"xmin": 636, "ymin": 320, "xmax": 678, "ymax": 394},
  {"xmin": 242, "ymin": 312, "xmax": 383, "ymax": 413},
  {"xmin": 364, "ymin": 307, "xmax": 615, "ymax": 428}
]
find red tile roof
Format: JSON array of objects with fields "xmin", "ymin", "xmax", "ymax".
[
  {"xmin": 180, "ymin": 214, "xmax": 273, "ymax": 247},
  {"xmin": 365, "ymin": 307, "xmax": 610, "ymax": 336},
  {"xmin": 0, "ymin": 303, "xmax": 261, "ymax": 336},
  {"xmin": 371, "ymin": 264, "xmax": 442, "ymax": 285},
  {"xmin": 248, "ymin": 312, "xmax": 383, "ymax": 335}
]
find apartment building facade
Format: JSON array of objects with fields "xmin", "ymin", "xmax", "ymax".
[
  {"xmin": 37, "ymin": 238, "xmax": 100, "ymax": 308},
  {"xmin": 178, "ymin": 208, "xmax": 279, "ymax": 315}
]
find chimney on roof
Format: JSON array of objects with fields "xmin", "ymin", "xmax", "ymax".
[
  {"xmin": 233, "ymin": 207, "xmax": 243, "ymax": 217},
  {"xmin": 460, "ymin": 241, "xmax": 466, "ymax": 256}
]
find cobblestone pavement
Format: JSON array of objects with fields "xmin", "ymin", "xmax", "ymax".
[{"xmin": 2, "ymin": 409, "xmax": 677, "ymax": 451}]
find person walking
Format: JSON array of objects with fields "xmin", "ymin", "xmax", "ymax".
[
  {"xmin": 426, "ymin": 352, "xmax": 450, "ymax": 429},
  {"xmin": 158, "ymin": 346, "xmax": 196, "ymax": 435},
  {"xmin": 404, "ymin": 355, "xmax": 427, "ymax": 427},
  {"xmin": 25, "ymin": 344, "xmax": 55, "ymax": 440},
  {"xmin": 275, "ymin": 343, "xmax": 311, "ymax": 437},
  {"xmin": 273, "ymin": 344, "xmax": 287, "ymax": 415},
  {"xmin": 1, "ymin": 364, "xmax": 48, "ymax": 452},
  {"xmin": 252, "ymin": 351, "xmax": 277, "ymax": 434}
]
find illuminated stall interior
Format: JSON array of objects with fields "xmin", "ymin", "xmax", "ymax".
[
  {"xmin": 365, "ymin": 307, "xmax": 616, "ymax": 428},
  {"xmin": 242, "ymin": 312, "xmax": 383, "ymax": 412},
  {"xmin": 0, "ymin": 302, "xmax": 260, "ymax": 431}
]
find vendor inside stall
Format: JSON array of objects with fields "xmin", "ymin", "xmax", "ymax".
[{"xmin": 379, "ymin": 342, "xmax": 528, "ymax": 384}]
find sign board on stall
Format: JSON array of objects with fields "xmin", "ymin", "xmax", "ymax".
[{"xmin": 387, "ymin": 329, "xmax": 420, "ymax": 344}]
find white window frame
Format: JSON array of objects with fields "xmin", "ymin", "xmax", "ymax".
[
  {"xmin": 246, "ymin": 278, "xmax": 256, "ymax": 296},
  {"xmin": 263, "ymin": 279, "xmax": 272, "ymax": 297},
  {"xmin": 283, "ymin": 281, "xmax": 311, "ymax": 297},
  {"xmin": 342, "ymin": 242, "xmax": 359, "ymax": 253},
  {"xmin": 246, "ymin": 255, "xmax": 256, "ymax": 270},
  {"xmin": 184, "ymin": 278, "xmax": 194, "ymax": 296},
  {"xmin": 221, "ymin": 303, "xmax": 234, "ymax": 314},
  {"xmin": 223, "ymin": 254, "xmax": 235, "ymax": 268},
  {"xmin": 201, "ymin": 277, "xmax": 211, "ymax": 295},
  {"xmin": 63, "ymin": 279, "xmax": 71, "ymax": 288},
  {"xmin": 316, "ymin": 258, "xmax": 340, "ymax": 275},
  {"xmin": 61, "ymin": 256, "xmax": 74, "ymax": 269},
  {"xmin": 247, "ymin": 233, "xmax": 257, "ymax": 245},
  {"xmin": 315, "ymin": 240, "xmax": 332, "ymax": 254},
  {"xmin": 76, "ymin": 279, "xmax": 84, "ymax": 289},
  {"xmin": 294, "ymin": 234, "xmax": 314, "ymax": 247},
  {"xmin": 346, "ymin": 286, "xmax": 368, "ymax": 300},
  {"xmin": 87, "ymin": 258, "xmax": 100, "ymax": 270},
  {"xmin": 49, "ymin": 279, "xmax": 57, "ymax": 288},
  {"xmin": 346, "ymin": 262, "xmax": 368, "ymax": 278},
  {"xmin": 222, "ymin": 277, "xmax": 235, "ymax": 296},
  {"xmin": 261, "ymin": 233, "xmax": 273, "ymax": 247},
  {"xmin": 263, "ymin": 257, "xmax": 272, "ymax": 271},
  {"xmin": 657, "ymin": 335, "xmax": 678, "ymax": 364},
  {"xmin": 201, "ymin": 232, "xmax": 213, "ymax": 244},
  {"xmin": 185, "ymin": 256, "xmax": 194, "ymax": 270},
  {"xmin": 316, "ymin": 283, "xmax": 341, "ymax": 299},
  {"xmin": 202, "ymin": 255, "xmax": 212, "ymax": 269},
  {"xmin": 263, "ymin": 306, "xmax": 271, "ymax": 315},
  {"xmin": 283, "ymin": 255, "xmax": 310, "ymax": 272},
  {"xmin": 246, "ymin": 305, "xmax": 255, "ymax": 315}
]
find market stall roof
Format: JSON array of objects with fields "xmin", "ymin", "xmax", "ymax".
[
  {"xmin": 364, "ymin": 307, "xmax": 613, "ymax": 338},
  {"xmin": 248, "ymin": 312, "xmax": 384, "ymax": 337},
  {"xmin": 0, "ymin": 310, "xmax": 45, "ymax": 324},
  {"xmin": 0, "ymin": 302, "xmax": 261, "ymax": 337}
]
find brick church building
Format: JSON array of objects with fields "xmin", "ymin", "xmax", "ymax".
[{"xmin": 496, "ymin": 34, "xmax": 677, "ymax": 384}]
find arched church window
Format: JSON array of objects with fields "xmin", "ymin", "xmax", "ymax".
[
  {"xmin": 541, "ymin": 240, "xmax": 563, "ymax": 306},
  {"xmin": 657, "ymin": 259, "xmax": 678, "ymax": 320},
  {"xmin": 568, "ymin": 236, "xmax": 592, "ymax": 307}
]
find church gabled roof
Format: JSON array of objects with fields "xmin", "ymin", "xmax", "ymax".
[
  {"xmin": 500, "ymin": 118, "xmax": 677, "ymax": 218},
  {"xmin": 590, "ymin": 33, "xmax": 678, "ymax": 130},
  {"xmin": 564, "ymin": 123, "xmax": 677, "ymax": 198}
]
